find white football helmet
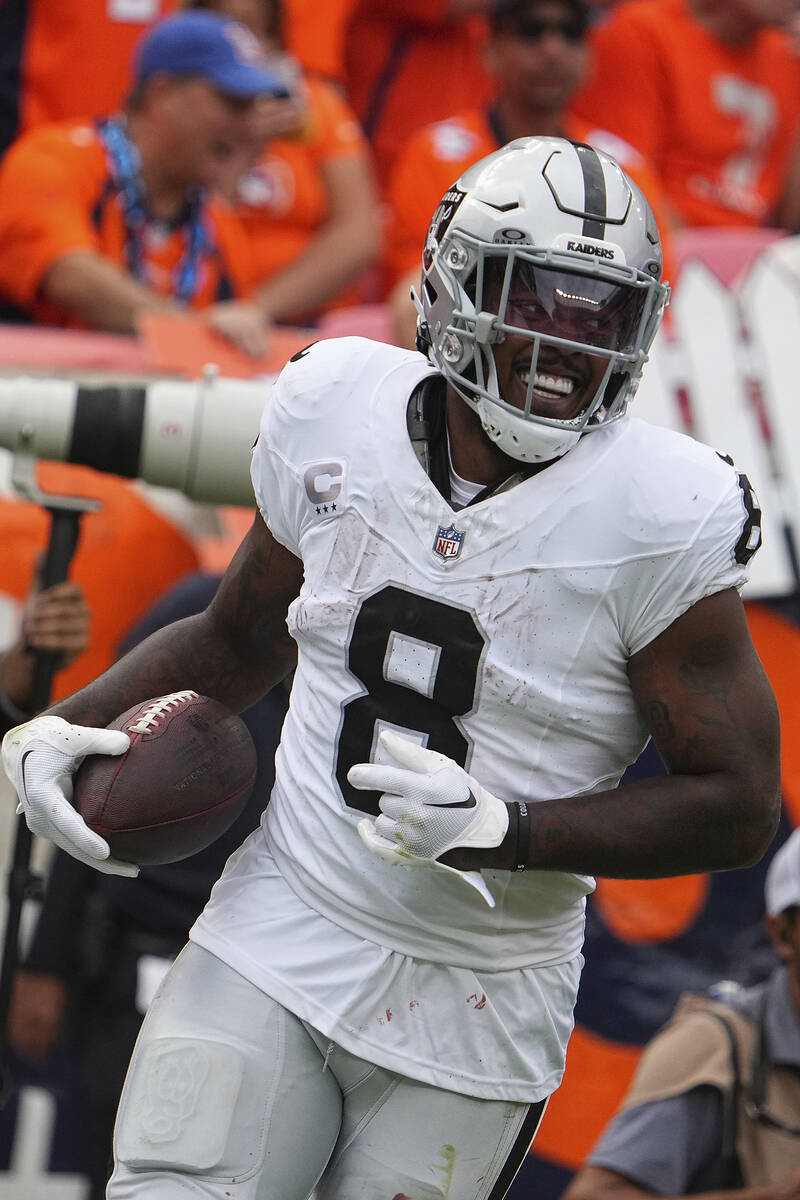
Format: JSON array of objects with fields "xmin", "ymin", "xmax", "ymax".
[{"xmin": 415, "ymin": 136, "xmax": 670, "ymax": 463}]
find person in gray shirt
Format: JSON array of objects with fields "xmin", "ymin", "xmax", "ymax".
[{"xmin": 564, "ymin": 828, "xmax": 800, "ymax": 1200}]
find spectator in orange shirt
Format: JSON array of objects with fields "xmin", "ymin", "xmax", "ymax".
[
  {"xmin": 385, "ymin": 0, "xmax": 674, "ymax": 348},
  {"xmin": 282, "ymin": 0, "xmax": 360, "ymax": 87},
  {"xmin": 0, "ymin": 11, "xmax": 287, "ymax": 356},
  {"xmin": 0, "ymin": 0, "xmax": 180, "ymax": 159},
  {"xmin": 570, "ymin": 0, "xmax": 800, "ymax": 230},
  {"xmin": 187, "ymin": 0, "xmax": 382, "ymax": 335},
  {"xmin": 343, "ymin": 0, "xmax": 497, "ymax": 191}
]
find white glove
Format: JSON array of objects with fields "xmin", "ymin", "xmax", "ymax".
[
  {"xmin": 349, "ymin": 730, "xmax": 508, "ymax": 908},
  {"xmin": 2, "ymin": 715, "xmax": 138, "ymax": 877}
]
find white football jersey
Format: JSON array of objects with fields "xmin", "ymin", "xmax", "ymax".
[{"xmin": 193, "ymin": 337, "xmax": 757, "ymax": 1101}]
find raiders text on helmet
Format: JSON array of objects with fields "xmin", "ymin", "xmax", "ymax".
[{"xmin": 414, "ymin": 136, "xmax": 670, "ymax": 463}]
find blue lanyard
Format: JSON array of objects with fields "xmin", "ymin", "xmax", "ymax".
[{"xmin": 96, "ymin": 116, "xmax": 211, "ymax": 304}]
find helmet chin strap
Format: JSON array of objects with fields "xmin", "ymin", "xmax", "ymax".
[
  {"xmin": 406, "ymin": 375, "xmax": 538, "ymax": 504},
  {"xmin": 445, "ymin": 367, "xmax": 582, "ymax": 466},
  {"xmin": 473, "ymin": 394, "xmax": 582, "ymax": 464},
  {"xmin": 411, "ymin": 288, "xmax": 428, "ymax": 354}
]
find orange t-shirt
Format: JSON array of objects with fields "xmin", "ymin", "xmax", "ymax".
[
  {"xmin": 570, "ymin": 0, "xmax": 800, "ymax": 227},
  {"xmin": 343, "ymin": 0, "xmax": 493, "ymax": 190},
  {"xmin": 1, "ymin": 0, "xmax": 180, "ymax": 152},
  {"xmin": 0, "ymin": 464, "xmax": 199, "ymax": 699},
  {"xmin": 233, "ymin": 77, "xmax": 372, "ymax": 318},
  {"xmin": 0, "ymin": 119, "xmax": 253, "ymax": 325},
  {"xmin": 384, "ymin": 109, "xmax": 677, "ymax": 288},
  {"xmin": 283, "ymin": 0, "xmax": 359, "ymax": 86}
]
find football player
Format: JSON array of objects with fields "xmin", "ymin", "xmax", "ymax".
[{"xmin": 2, "ymin": 137, "xmax": 781, "ymax": 1199}]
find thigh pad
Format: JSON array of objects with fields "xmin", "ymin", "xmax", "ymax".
[{"xmin": 115, "ymin": 1036, "xmax": 248, "ymax": 1174}]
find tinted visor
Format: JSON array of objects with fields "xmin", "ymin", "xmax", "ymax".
[{"xmin": 474, "ymin": 256, "xmax": 649, "ymax": 354}]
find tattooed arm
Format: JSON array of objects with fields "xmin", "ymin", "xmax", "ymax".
[
  {"xmin": 49, "ymin": 513, "xmax": 303, "ymax": 729},
  {"xmin": 0, "ymin": 514, "xmax": 301, "ymax": 875},
  {"xmin": 447, "ymin": 588, "xmax": 781, "ymax": 877}
]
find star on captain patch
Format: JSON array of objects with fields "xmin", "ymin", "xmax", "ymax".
[{"xmin": 432, "ymin": 523, "xmax": 464, "ymax": 562}]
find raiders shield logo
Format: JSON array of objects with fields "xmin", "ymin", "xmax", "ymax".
[
  {"xmin": 432, "ymin": 523, "xmax": 464, "ymax": 561},
  {"xmin": 423, "ymin": 185, "xmax": 467, "ymax": 271}
]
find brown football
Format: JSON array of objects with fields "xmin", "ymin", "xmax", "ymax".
[{"xmin": 73, "ymin": 691, "xmax": 257, "ymax": 866}]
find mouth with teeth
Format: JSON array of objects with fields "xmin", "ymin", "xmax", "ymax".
[
  {"xmin": 518, "ymin": 368, "xmax": 575, "ymax": 398},
  {"xmin": 513, "ymin": 352, "xmax": 588, "ymax": 417}
]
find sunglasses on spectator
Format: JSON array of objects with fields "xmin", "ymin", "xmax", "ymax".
[{"xmin": 506, "ymin": 17, "xmax": 587, "ymax": 42}]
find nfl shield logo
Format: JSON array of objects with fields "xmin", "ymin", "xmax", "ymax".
[{"xmin": 433, "ymin": 523, "xmax": 464, "ymax": 562}]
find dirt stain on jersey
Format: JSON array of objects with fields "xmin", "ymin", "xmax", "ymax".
[{"xmin": 437, "ymin": 1144, "xmax": 456, "ymax": 1195}]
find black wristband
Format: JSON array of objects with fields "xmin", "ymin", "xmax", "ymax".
[
  {"xmin": 515, "ymin": 802, "xmax": 530, "ymax": 871},
  {"xmin": 506, "ymin": 800, "xmax": 519, "ymax": 870}
]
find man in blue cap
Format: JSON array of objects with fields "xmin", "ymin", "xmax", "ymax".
[
  {"xmin": 134, "ymin": 9, "xmax": 288, "ymax": 102},
  {"xmin": 0, "ymin": 10, "xmax": 285, "ymax": 356}
]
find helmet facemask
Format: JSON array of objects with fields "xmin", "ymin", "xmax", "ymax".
[{"xmin": 419, "ymin": 233, "xmax": 668, "ymax": 463}]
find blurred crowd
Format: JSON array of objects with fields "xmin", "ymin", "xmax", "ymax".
[
  {"xmin": 2, "ymin": 1, "xmax": 800, "ymax": 1197},
  {"xmin": 0, "ymin": 0, "xmax": 798, "ymax": 355}
]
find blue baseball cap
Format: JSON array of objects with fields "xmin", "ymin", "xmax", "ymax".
[{"xmin": 134, "ymin": 11, "xmax": 287, "ymax": 99}]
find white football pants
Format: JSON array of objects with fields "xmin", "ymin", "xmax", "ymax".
[{"xmin": 107, "ymin": 942, "xmax": 546, "ymax": 1199}]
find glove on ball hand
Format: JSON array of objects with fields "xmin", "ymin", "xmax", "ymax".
[
  {"xmin": 2, "ymin": 715, "xmax": 137, "ymax": 876},
  {"xmin": 349, "ymin": 730, "xmax": 508, "ymax": 907}
]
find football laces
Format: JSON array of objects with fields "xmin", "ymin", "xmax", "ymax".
[{"xmin": 127, "ymin": 690, "xmax": 198, "ymax": 734}]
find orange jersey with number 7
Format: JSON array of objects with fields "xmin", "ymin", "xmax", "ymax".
[{"xmin": 570, "ymin": 0, "xmax": 800, "ymax": 227}]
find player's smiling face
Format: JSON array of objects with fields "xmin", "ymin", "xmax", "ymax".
[
  {"xmin": 492, "ymin": 332, "xmax": 607, "ymax": 421},
  {"xmin": 478, "ymin": 258, "xmax": 637, "ymax": 422}
]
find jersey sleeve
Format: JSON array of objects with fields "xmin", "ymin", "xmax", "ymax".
[
  {"xmin": 588, "ymin": 1091, "xmax": 724, "ymax": 1196},
  {"xmin": 250, "ymin": 364, "xmax": 308, "ymax": 556},
  {"xmin": 304, "ymin": 78, "xmax": 370, "ymax": 167},
  {"xmin": 250, "ymin": 337, "xmax": 390, "ymax": 553},
  {"xmin": 0, "ymin": 124, "xmax": 104, "ymax": 308},
  {"xmin": 615, "ymin": 447, "xmax": 760, "ymax": 656}
]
